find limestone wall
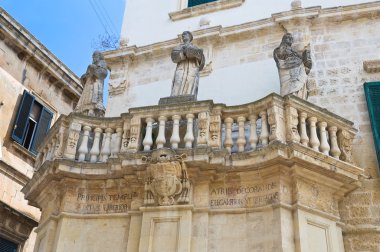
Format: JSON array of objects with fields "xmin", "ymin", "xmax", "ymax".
[
  {"xmin": 108, "ymin": 3, "xmax": 380, "ymax": 173},
  {"xmin": 105, "ymin": 3, "xmax": 380, "ymax": 251},
  {"xmin": 120, "ymin": 0, "xmax": 372, "ymax": 46}
]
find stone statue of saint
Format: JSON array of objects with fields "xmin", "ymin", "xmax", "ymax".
[
  {"xmin": 75, "ymin": 51, "xmax": 108, "ymax": 117},
  {"xmin": 171, "ymin": 31, "xmax": 205, "ymax": 98},
  {"xmin": 273, "ymin": 33, "xmax": 312, "ymax": 99}
]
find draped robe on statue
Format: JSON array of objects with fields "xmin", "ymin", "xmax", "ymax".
[
  {"xmin": 171, "ymin": 43, "xmax": 205, "ymax": 97},
  {"xmin": 75, "ymin": 55, "xmax": 107, "ymax": 117},
  {"xmin": 276, "ymin": 54, "xmax": 308, "ymax": 99},
  {"xmin": 273, "ymin": 33, "xmax": 312, "ymax": 100}
]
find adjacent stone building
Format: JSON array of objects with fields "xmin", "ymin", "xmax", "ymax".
[
  {"xmin": 0, "ymin": 8, "xmax": 82, "ymax": 251},
  {"xmin": 19, "ymin": 0, "xmax": 380, "ymax": 252}
]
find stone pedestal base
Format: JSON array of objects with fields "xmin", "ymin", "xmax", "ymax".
[{"xmin": 158, "ymin": 95, "xmax": 196, "ymax": 105}]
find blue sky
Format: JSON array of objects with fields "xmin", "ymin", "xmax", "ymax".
[{"xmin": 1, "ymin": 0, "xmax": 126, "ymax": 105}]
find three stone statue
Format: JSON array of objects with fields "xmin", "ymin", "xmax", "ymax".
[
  {"xmin": 75, "ymin": 31, "xmax": 312, "ymax": 118},
  {"xmin": 273, "ymin": 33, "xmax": 312, "ymax": 99},
  {"xmin": 74, "ymin": 51, "xmax": 108, "ymax": 117}
]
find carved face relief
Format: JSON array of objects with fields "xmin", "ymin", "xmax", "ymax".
[
  {"xmin": 182, "ymin": 31, "xmax": 193, "ymax": 44},
  {"xmin": 282, "ymin": 33, "xmax": 293, "ymax": 46}
]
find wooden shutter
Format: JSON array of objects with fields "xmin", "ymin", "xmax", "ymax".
[
  {"xmin": 364, "ymin": 82, "xmax": 380, "ymax": 166},
  {"xmin": 30, "ymin": 106, "xmax": 53, "ymax": 155},
  {"xmin": 0, "ymin": 237, "xmax": 18, "ymax": 252},
  {"xmin": 11, "ymin": 90, "xmax": 35, "ymax": 144},
  {"xmin": 188, "ymin": 0, "xmax": 217, "ymax": 7}
]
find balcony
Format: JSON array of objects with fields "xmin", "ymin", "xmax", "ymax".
[{"xmin": 33, "ymin": 93, "xmax": 359, "ymax": 178}]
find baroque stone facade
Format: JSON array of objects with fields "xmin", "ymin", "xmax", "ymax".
[{"xmin": 19, "ymin": 1, "xmax": 380, "ymax": 252}]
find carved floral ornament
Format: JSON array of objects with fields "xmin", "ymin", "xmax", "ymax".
[{"xmin": 142, "ymin": 148, "xmax": 191, "ymax": 206}]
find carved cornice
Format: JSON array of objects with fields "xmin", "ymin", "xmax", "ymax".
[
  {"xmin": 104, "ymin": 1, "xmax": 380, "ymax": 64},
  {"xmin": 168, "ymin": 0, "xmax": 245, "ymax": 21},
  {"xmin": 23, "ymin": 140, "xmax": 363, "ymax": 206},
  {"xmin": 0, "ymin": 160, "xmax": 30, "ymax": 186},
  {"xmin": 0, "ymin": 201, "xmax": 38, "ymax": 243},
  {"xmin": 363, "ymin": 60, "xmax": 380, "ymax": 73},
  {"xmin": 0, "ymin": 8, "xmax": 82, "ymax": 98}
]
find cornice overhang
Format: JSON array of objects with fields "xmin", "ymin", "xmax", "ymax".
[
  {"xmin": 104, "ymin": 1, "xmax": 380, "ymax": 65},
  {"xmin": 22, "ymin": 141, "xmax": 363, "ymax": 208}
]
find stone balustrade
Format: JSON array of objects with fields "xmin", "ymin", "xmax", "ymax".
[
  {"xmin": 35, "ymin": 114, "xmax": 124, "ymax": 169},
  {"xmin": 35, "ymin": 94, "xmax": 357, "ymax": 169}
]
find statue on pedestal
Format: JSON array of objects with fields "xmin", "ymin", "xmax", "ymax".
[
  {"xmin": 273, "ymin": 33, "xmax": 312, "ymax": 100},
  {"xmin": 171, "ymin": 31, "xmax": 205, "ymax": 98},
  {"xmin": 74, "ymin": 51, "xmax": 108, "ymax": 117}
]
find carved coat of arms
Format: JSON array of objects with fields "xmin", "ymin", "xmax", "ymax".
[{"xmin": 142, "ymin": 149, "xmax": 191, "ymax": 206}]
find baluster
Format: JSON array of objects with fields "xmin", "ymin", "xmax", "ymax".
[
  {"xmin": 224, "ymin": 117, "xmax": 234, "ymax": 153},
  {"xmin": 89, "ymin": 128, "xmax": 102, "ymax": 162},
  {"xmin": 237, "ymin": 116, "xmax": 246, "ymax": 152},
  {"xmin": 328, "ymin": 126, "xmax": 341, "ymax": 158},
  {"xmin": 100, "ymin": 128, "xmax": 113, "ymax": 162},
  {"xmin": 259, "ymin": 111, "xmax": 269, "ymax": 147},
  {"xmin": 143, "ymin": 118, "xmax": 154, "ymax": 151},
  {"xmin": 308, "ymin": 117, "xmax": 320, "ymax": 151},
  {"xmin": 112, "ymin": 127, "xmax": 123, "ymax": 157},
  {"xmin": 170, "ymin": 115, "xmax": 181, "ymax": 149},
  {"xmin": 299, "ymin": 112, "xmax": 309, "ymax": 146},
  {"xmin": 184, "ymin": 114, "xmax": 195, "ymax": 148},
  {"xmin": 249, "ymin": 114, "xmax": 258, "ymax": 151},
  {"xmin": 78, "ymin": 126, "xmax": 91, "ymax": 161},
  {"xmin": 156, "ymin": 116, "xmax": 167, "ymax": 149},
  {"xmin": 318, "ymin": 122, "xmax": 330, "ymax": 155}
]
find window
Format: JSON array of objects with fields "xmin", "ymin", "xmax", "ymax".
[
  {"xmin": 364, "ymin": 82, "xmax": 380, "ymax": 166},
  {"xmin": 0, "ymin": 237, "xmax": 18, "ymax": 252},
  {"xmin": 188, "ymin": 0, "xmax": 217, "ymax": 7},
  {"xmin": 11, "ymin": 91, "xmax": 53, "ymax": 155}
]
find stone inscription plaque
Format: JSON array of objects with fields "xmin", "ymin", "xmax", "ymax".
[
  {"xmin": 209, "ymin": 182, "xmax": 280, "ymax": 209},
  {"xmin": 64, "ymin": 189, "xmax": 139, "ymax": 214}
]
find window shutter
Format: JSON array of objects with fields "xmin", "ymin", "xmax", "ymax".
[
  {"xmin": 30, "ymin": 106, "xmax": 53, "ymax": 155},
  {"xmin": 188, "ymin": 0, "xmax": 217, "ymax": 7},
  {"xmin": 0, "ymin": 237, "xmax": 18, "ymax": 252},
  {"xmin": 11, "ymin": 90, "xmax": 35, "ymax": 144},
  {"xmin": 364, "ymin": 82, "xmax": 380, "ymax": 166}
]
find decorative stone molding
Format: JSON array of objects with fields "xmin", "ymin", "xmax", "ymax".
[
  {"xmin": 105, "ymin": 1, "xmax": 380, "ymax": 63},
  {"xmin": 0, "ymin": 201, "xmax": 38, "ymax": 244},
  {"xmin": 168, "ymin": 0, "xmax": 245, "ymax": 21},
  {"xmin": 363, "ymin": 60, "xmax": 380, "ymax": 73},
  {"xmin": 142, "ymin": 149, "xmax": 190, "ymax": 206}
]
